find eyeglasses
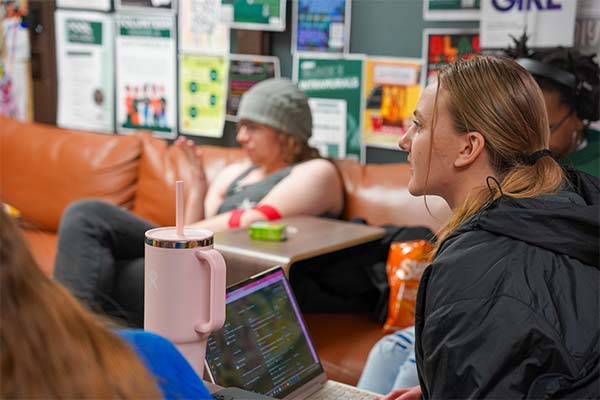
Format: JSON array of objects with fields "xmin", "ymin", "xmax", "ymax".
[{"xmin": 549, "ymin": 110, "xmax": 573, "ymax": 134}]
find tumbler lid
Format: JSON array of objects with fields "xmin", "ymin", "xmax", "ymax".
[{"xmin": 145, "ymin": 227, "xmax": 214, "ymax": 248}]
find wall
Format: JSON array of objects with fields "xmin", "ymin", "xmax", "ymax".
[{"xmin": 196, "ymin": 0, "xmax": 478, "ymax": 163}]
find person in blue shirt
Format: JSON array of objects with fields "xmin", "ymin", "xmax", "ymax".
[{"xmin": 0, "ymin": 208, "xmax": 211, "ymax": 399}]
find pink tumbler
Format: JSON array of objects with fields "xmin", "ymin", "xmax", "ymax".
[{"xmin": 144, "ymin": 226, "xmax": 226, "ymax": 377}]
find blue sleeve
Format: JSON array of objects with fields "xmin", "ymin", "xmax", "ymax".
[{"xmin": 118, "ymin": 329, "xmax": 212, "ymax": 400}]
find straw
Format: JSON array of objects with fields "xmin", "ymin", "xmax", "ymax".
[{"xmin": 176, "ymin": 180, "xmax": 184, "ymax": 236}]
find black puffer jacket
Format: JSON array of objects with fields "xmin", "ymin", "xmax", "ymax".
[{"xmin": 415, "ymin": 168, "xmax": 600, "ymax": 399}]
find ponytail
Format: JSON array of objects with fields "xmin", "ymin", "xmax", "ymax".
[{"xmin": 430, "ymin": 56, "xmax": 566, "ymax": 255}]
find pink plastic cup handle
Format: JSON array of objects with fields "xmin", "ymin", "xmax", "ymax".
[{"xmin": 193, "ymin": 249, "xmax": 226, "ymax": 333}]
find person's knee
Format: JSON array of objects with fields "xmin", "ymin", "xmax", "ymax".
[{"xmin": 59, "ymin": 200, "xmax": 114, "ymax": 233}]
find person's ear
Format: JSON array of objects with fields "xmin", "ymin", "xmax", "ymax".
[{"xmin": 454, "ymin": 131, "xmax": 486, "ymax": 168}]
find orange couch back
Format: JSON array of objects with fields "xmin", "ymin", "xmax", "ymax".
[{"xmin": 2, "ymin": 117, "xmax": 450, "ymax": 236}]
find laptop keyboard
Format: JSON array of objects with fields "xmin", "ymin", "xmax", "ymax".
[{"xmin": 309, "ymin": 381, "xmax": 378, "ymax": 400}]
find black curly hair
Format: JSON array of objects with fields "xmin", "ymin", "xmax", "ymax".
[{"xmin": 505, "ymin": 33, "xmax": 599, "ymax": 123}]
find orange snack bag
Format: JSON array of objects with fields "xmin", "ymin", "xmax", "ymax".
[{"xmin": 383, "ymin": 240, "xmax": 433, "ymax": 333}]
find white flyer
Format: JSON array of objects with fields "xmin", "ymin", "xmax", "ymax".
[
  {"xmin": 55, "ymin": 10, "xmax": 115, "ymax": 133},
  {"xmin": 115, "ymin": 13, "xmax": 177, "ymax": 138},
  {"xmin": 481, "ymin": 0, "xmax": 577, "ymax": 48}
]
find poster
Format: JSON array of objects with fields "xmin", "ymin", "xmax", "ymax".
[
  {"xmin": 179, "ymin": 0, "xmax": 229, "ymax": 54},
  {"xmin": 293, "ymin": 0, "xmax": 351, "ymax": 53},
  {"xmin": 179, "ymin": 54, "xmax": 228, "ymax": 137},
  {"xmin": 117, "ymin": 0, "xmax": 175, "ymax": 12},
  {"xmin": 56, "ymin": 0, "xmax": 112, "ymax": 11},
  {"xmin": 294, "ymin": 54, "xmax": 363, "ymax": 159},
  {"xmin": 481, "ymin": 0, "xmax": 577, "ymax": 48},
  {"xmin": 115, "ymin": 13, "xmax": 176, "ymax": 138},
  {"xmin": 55, "ymin": 11, "xmax": 114, "ymax": 133},
  {"xmin": 424, "ymin": 0, "xmax": 480, "ymax": 21},
  {"xmin": 422, "ymin": 29, "xmax": 480, "ymax": 87},
  {"xmin": 227, "ymin": 54, "xmax": 279, "ymax": 119},
  {"xmin": 575, "ymin": 0, "xmax": 600, "ymax": 54},
  {"xmin": 362, "ymin": 57, "xmax": 422, "ymax": 149},
  {"xmin": 1, "ymin": 14, "xmax": 31, "ymax": 121},
  {"xmin": 308, "ymin": 98, "xmax": 346, "ymax": 158},
  {"xmin": 221, "ymin": 0, "xmax": 285, "ymax": 31}
]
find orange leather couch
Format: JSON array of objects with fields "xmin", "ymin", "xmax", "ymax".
[{"xmin": 0, "ymin": 116, "xmax": 450, "ymax": 387}]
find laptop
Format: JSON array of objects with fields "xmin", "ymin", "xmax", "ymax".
[{"xmin": 205, "ymin": 267, "xmax": 380, "ymax": 400}]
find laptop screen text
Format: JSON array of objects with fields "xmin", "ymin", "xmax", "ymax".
[{"xmin": 206, "ymin": 269, "xmax": 323, "ymax": 399}]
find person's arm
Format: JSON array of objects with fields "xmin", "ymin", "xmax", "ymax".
[
  {"xmin": 419, "ymin": 295, "xmax": 573, "ymax": 399},
  {"xmin": 189, "ymin": 158, "xmax": 343, "ymax": 232}
]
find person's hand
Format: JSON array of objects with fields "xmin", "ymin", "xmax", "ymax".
[
  {"xmin": 375, "ymin": 385, "xmax": 422, "ymax": 400},
  {"xmin": 174, "ymin": 136, "xmax": 207, "ymax": 188}
]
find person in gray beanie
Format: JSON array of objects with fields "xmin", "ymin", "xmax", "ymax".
[{"xmin": 54, "ymin": 78, "xmax": 344, "ymax": 327}]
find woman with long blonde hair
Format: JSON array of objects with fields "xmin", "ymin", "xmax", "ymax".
[
  {"xmin": 0, "ymin": 209, "xmax": 211, "ymax": 399},
  {"xmin": 381, "ymin": 56, "xmax": 599, "ymax": 399}
]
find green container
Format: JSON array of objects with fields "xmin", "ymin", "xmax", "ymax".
[{"xmin": 248, "ymin": 222, "xmax": 287, "ymax": 241}]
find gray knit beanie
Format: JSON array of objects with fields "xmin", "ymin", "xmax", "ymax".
[{"xmin": 237, "ymin": 78, "xmax": 312, "ymax": 140}]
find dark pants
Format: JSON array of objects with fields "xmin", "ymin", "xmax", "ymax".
[{"xmin": 54, "ymin": 200, "xmax": 156, "ymax": 327}]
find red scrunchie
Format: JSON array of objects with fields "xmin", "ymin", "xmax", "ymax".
[
  {"xmin": 228, "ymin": 209, "xmax": 245, "ymax": 228},
  {"xmin": 253, "ymin": 205, "xmax": 282, "ymax": 221}
]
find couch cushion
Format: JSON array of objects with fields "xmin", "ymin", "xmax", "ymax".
[
  {"xmin": 21, "ymin": 228, "xmax": 58, "ymax": 276},
  {"xmin": 304, "ymin": 313, "xmax": 385, "ymax": 387},
  {"xmin": 133, "ymin": 133, "xmax": 248, "ymax": 226},
  {"xmin": 0, "ymin": 117, "xmax": 141, "ymax": 231},
  {"xmin": 334, "ymin": 159, "xmax": 451, "ymax": 232}
]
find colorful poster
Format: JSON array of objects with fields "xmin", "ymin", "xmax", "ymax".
[
  {"xmin": 1, "ymin": 15, "xmax": 31, "ymax": 121},
  {"xmin": 55, "ymin": 10, "xmax": 114, "ymax": 133},
  {"xmin": 481, "ymin": 0, "xmax": 577, "ymax": 48},
  {"xmin": 56, "ymin": 0, "xmax": 112, "ymax": 11},
  {"xmin": 293, "ymin": 0, "xmax": 350, "ymax": 53},
  {"xmin": 117, "ymin": 0, "xmax": 174, "ymax": 11},
  {"xmin": 424, "ymin": 0, "xmax": 480, "ymax": 21},
  {"xmin": 308, "ymin": 98, "xmax": 347, "ymax": 158},
  {"xmin": 422, "ymin": 29, "xmax": 480, "ymax": 87},
  {"xmin": 227, "ymin": 54, "xmax": 279, "ymax": 119},
  {"xmin": 362, "ymin": 57, "xmax": 422, "ymax": 149},
  {"xmin": 179, "ymin": 54, "xmax": 228, "ymax": 137},
  {"xmin": 221, "ymin": 0, "xmax": 285, "ymax": 31},
  {"xmin": 179, "ymin": 0, "xmax": 229, "ymax": 54},
  {"xmin": 115, "ymin": 13, "xmax": 176, "ymax": 138},
  {"xmin": 295, "ymin": 54, "xmax": 363, "ymax": 159}
]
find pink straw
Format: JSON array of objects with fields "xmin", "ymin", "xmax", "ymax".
[{"xmin": 176, "ymin": 180, "xmax": 184, "ymax": 236}]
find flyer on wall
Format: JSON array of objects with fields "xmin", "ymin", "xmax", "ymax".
[
  {"xmin": 56, "ymin": 0, "xmax": 112, "ymax": 11},
  {"xmin": 55, "ymin": 10, "xmax": 114, "ymax": 133},
  {"xmin": 481, "ymin": 0, "xmax": 577, "ymax": 48},
  {"xmin": 179, "ymin": 54, "xmax": 228, "ymax": 137},
  {"xmin": 227, "ymin": 54, "xmax": 279, "ymax": 119},
  {"xmin": 422, "ymin": 29, "xmax": 480, "ymax": 87},
  {"xmin": 115, "ymin": 13, "xmax": 176, "ymax": 138},
  {"xmin": 362, "ymin": 57, "xmax": 422, "ymax": 149},
  {"xmin": 116, "ymin": 0, "xmax": 175, "ymax": 12},
  {"xmin": 221, "ymin": 0, "xmax": 285, "ymax": 31},
  {"xmin": 179, "ymin": 0, "xmax": 230, "ymax": 54},
  {"xmin": 1, "ymin": 13, "xmax": 31, "ymax": 121},
  {"xmin": 292, "ymin": 0, "xmax": 351, "ymax": 53},
  {"xmin": 423, "ymin": 0, "xmax": 480, "ymax": 21},
  {"xmin": 294, "ymin": 54, "xmax": 364, "ymax": 159}
]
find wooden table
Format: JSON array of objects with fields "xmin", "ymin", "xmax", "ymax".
[{"xmin": 214, "ymin": 216, "xmax": 385, "ymax": 285}]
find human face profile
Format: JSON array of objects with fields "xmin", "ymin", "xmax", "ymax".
[
  {"xmin": 236, "ymin": 120, "xmax": 285, "ymax": 167},
  {"xmin": 542, "ymin": 90, "xmax": 584, "ymax": 159},
  {"xmin": 398, "ymin": 83, "xmax": 463, "ymax": 201}
]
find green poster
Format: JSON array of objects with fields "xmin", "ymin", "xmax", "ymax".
[
  {"xmin": 221, "ymin": 0, "xmax": 285, "ymax": 31},
  {"xmin": 295, "ymin": 55, "xmax": 363, "ymax": 160},
  {"xmin": 179, "ymin": 54, "xmax": 228, "ymax": 137}
]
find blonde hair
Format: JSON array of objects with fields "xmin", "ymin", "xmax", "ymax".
[
  {"xmin": 432, "ymin": 56, "xmax": 565, "ymax": 253},
  {"xmin": 0, "ymin": 210, "xmax": 162, "ymax": 399}
]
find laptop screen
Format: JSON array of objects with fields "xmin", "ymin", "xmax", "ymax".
[{"xmin": 205, "ymin": 267, "xmax": 324, "ymax": 399}]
